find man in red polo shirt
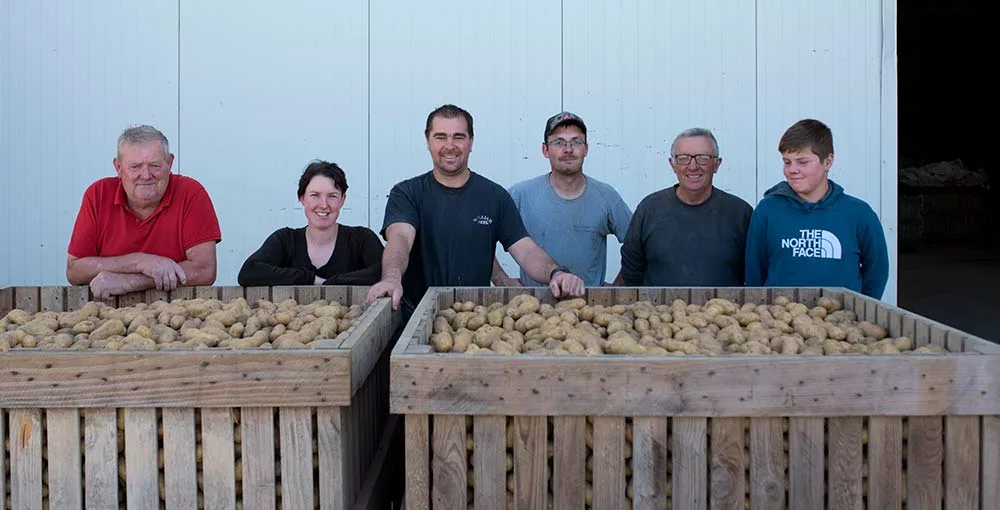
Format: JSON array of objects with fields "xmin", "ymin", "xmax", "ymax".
[{"xmin": 67, "ymin": 125, "xmax": 222, "ymax": 298}]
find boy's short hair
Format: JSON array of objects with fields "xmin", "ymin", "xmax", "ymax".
[{"xmin": 778, "ymin": 119, "xmax": 834, "ymax": 161}]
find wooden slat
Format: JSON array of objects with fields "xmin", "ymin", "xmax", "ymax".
[
  {"xmin": 788, "ymin": 417, "xmax": 823, "ymax": 509},
  {"xmin": 245, "ymin": 286, "xmax": 272, "ymax": 304},
  {"xmin": 84, "ymin": 409, "xmax": 118, "ymax": 509},
  {"xmin": 220, "ymin": 286, "xmax": 245, "ymax": 303},
  {"xmin": 280, "ymin": 408, "xmax": 315, "ymax": 509},
  {"xmin": 768, "ymin": 287, "xmax": 798, "ymax": 304},
  {"xmin": 389, "ymin": 355, "xmax": 1000, "ymax": 416},
  {"xmin": 946, "ymin": 330, "xmax": 965, "ymax": 353},
  {"xmin": 432, "ymin": 414, "xmax": 468, "ymax": 509},
  {"xmin": 915, "ymin": 319, "xmax": 932, "ymax": 347},
  {"xmin": 593, "ymin": 417, "xmax": 625, "ymax": 510},
  {"xmin": 636, "ymin": 287, "xmax": 664, "ymax": 305},
  {"xmin": 473, "ymin": 416, "xmax": 506, "ymax": 510},
  {"xmin": 46, "ymin": 409, "xmax": 83, "ymax": 509},
  {"xmin": 513, "ymin": 415, "xmax": 547, "ymax": 509},
  {"xmin": 983, "ymin": 416, "xmax": 1000, "ymax": 510},
  {"xmin": 868, "ymin": 416, "xmax": 903, "ymax": 510},
  {"xmin": 15, "ymin": 286, "xmax": 39, "ymax": 312},
  {"xmin": 318, "ymin": 407, "xmax": 347, "ymax": 510},
  {"xmin": 296, "ymin": 286, "xmax": 322, "ymax": 305},
  {"xmin": 162, "ymin": 408, "xmax": 198, "ymax": 510},
  {"xmin": 480, "ymin": 287, "xmax": 506, "ymax": 307},
  {"xmin": 201, "ymin": 409, "xmax": 236, "ymax": 510},
  {"xmin": 709, "ymin": 417, "xmax": 745, "ymax": 510},
  {"xmin": 242, "ymin": 407, "xmax": 276, "ymax": 510},
  {"xmin": 9, "ymin": 409, "xmax": 42, "ymax": 510},
  {"xmin": 907, "ymin": 416, "xmax": 943, "ymax": 510},
  {"xmin": 196, "ymin": 286, "xmax": 221, "ymax": 299},
  {"xmin": 118, "ymin": 291, "xmax": 145, "ymax": 307},
  {"xmin": 169, "ymin": 286, "xmax": 194, "ymax": 300},
  {"xmin": 689, "ymin": 288, "xmax": 715, "ymax": 306},
  {"xmin": 887, "ymin": 309, "xmax": 903, "ymax": 338},
  {"xmin": 0, "ymin": 351, "xmax": 351, "ymax": 408},
  {"xmin": 715, "ymin": 287, "xmax": 743, "ymax": 303},
  {"xmin": 589, "ymin": 287, "xmax": 615, "ymax": 306},
  {"xmin": 392, "ymin": 289, "xmax": 441, "ymax": 356},
  {"xmin": 271, "ymin": 286, "xmax": 295, "ymax": 304},
  {"xmin": 350, "ymin": 286, "xmax": 370, "ymax": 307},
  {"xmin": 662, "ymin": 287, "xmax": 691, "ymax": 304},
  {"xmin": 798, "ymin": 287, "xmax": 822, "ymax": 307},
  {"xmin": 125, "ymin": 408, "xmax": 159, "ymax": 510},
  {"xmin": 743, "ymin": 287, "xmax": 767, "ymax": 305},
  {"xmin": 827, "ymin": 417, "xmax": 863, "ymax": 510},
  {"xmin": 0, "ymin": 286, "xmax": 14, "ymax": 314},
  {"xmin": 405, "ymin": 414, "xmax": 430, "ymax": 510},
  {"xmin": 615, "ymin": 287, "xmax": 638, "ymax": 305},
  {"xmin": 632, "ymin": 417, "xmax": 668, "ymax": 510},
  {"xmin": 945, "ymin": 416, "xmax": 980, "ymax": 509},
  {"xmin": 40, "ymin": 286, "xmax": 65, "ymax": 311},
  {"xmin": 353, "ymin": 415, "xmax": 401, "ymax": 510},
  {"xmin": 553, "ymin": 416, "xmax": 587, "ymax": 510},
  {"xmin": 322, "ymin": 286, "xmax": 348, "ymax": 306},
  {"xmin": 749, "ymin": 418, "xmax": 785, "ymax": 509},
  {"xmin": 672, "ymin": 417, "xmax": 707, "ymax": 510},
  {"xmin": 144, "ymin": 289, "xmax": 170, "ymax": 304},
  {"xmin": 65, "ymin": 286, "xmax": 90, "ymax": 311},
  {"xmin": 865, "ymin": 298, "xmax": 878, "ymax": 327},
  {"xmin": 902, "ymin": 314, "xmax": 917, "ymax": 347},
  {"xmin": 454, "ymin": 287, "xmax": 481, "ymax": 306}
]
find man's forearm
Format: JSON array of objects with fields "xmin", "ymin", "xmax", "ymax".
[
  {"xmin": 381, "ymin": 243, "xmax": 410, "ymax": 283},
  {"xmin": 67, "ymin": 254, "xmax": 144, "ymax": 285},
  {"xmin": 521, "ymin": 251, "xmax": 558, "ymax": 283},
  {"xmin": 178, "ymin": 259, "xmax": 215, "ymax": 286},
  {"xmin": 105, "ymin": 272, "xmax": 156, "ymax": 295}
]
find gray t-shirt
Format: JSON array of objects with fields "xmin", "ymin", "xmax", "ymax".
[
  {"xmin": 620, "ymin": 185, "xmax": 753, "ymax": 286},
  {"xmin": 508, "ymin": 173, "xmax": 633, "ymax": 286}
]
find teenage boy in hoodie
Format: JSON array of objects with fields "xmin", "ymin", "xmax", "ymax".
[{"xmin": 744, "ymin": 119, "xmax": 889, "ymax": 298}]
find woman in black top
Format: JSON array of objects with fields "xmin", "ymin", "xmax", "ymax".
[{"xmin": 238, "ymin": 161, "xmax": 383, "ymax": 286}]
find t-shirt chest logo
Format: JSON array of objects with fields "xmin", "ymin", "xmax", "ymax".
[
  {"xmin": 472, "ymin": 215, "xmax": 494, "ymax": 226},
  {"xmin": 781, "ymin": 229, "xmax": 842, "ymax": 259}
]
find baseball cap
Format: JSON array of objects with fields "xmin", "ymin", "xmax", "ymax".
[{"xmin": 543, "ymin": 111, "xmax": 587, "ymax": 141}]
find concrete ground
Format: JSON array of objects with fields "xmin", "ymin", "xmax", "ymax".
[{"xmin": 898, "ymin": 247, "xmax": 1000, "ymax": 343}]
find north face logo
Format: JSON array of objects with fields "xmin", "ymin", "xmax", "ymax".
[{"xmin": 780, "ymin": 229, "xmax": 842, "ymax": 259}]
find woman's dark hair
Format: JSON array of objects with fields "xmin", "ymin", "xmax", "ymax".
[{"xmin": 297, "ymin": 160, "xmax": 348, "ymax": 198}]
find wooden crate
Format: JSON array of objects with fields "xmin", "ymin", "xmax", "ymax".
[
  {"xmin": 390, "ymin": 286, "xmax": 1000, "ymax": 510},
  {"xmin": 0, "ymin": 285, "xmax": 402, "ymax": 510}
]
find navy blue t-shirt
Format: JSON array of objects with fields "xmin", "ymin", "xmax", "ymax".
[{"xmin": 381, "ymin": 171, "xmax": 529, "ymax": 307}]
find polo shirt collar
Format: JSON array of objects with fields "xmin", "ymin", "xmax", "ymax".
[{"xmin": 114, "ymin": 174, "xmax": 177, "ymax": 220}]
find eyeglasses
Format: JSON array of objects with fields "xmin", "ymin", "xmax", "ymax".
[
  {"xmin": 672, "ymin": 153, "xmax": 718, "ymax": 165},
  {"xmin": 546, "ymin": 138, "xmax": 587, "ymax": 149}
]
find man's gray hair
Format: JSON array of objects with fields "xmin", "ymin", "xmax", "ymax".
[
  {"xmin": 117, "ymin": 125, "xmax": 170, "ymax": 159},
  {"xmin": 670, "ymin": 128, "xmax": 720, "ymax": 156}
]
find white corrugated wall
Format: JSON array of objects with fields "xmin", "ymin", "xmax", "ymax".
[{"xmin": 0, "ymin": 0, "xmax": 898, "ymax": 302}]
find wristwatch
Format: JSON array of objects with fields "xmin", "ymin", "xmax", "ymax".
[{"xmin": 549, "ymin": 265, "xmax": 570, "ymax": 281}]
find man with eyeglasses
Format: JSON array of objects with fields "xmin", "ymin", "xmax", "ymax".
[
  {"xmin": 620, "ymin": 128, "xmax": 752, "ymax": 286},
  {"xmin": 366, "ymin": 104, "xmax": 585, "ymax": 314},
  {"xmin": 491, "ymin": 111, "xmax": 632, "ymax": 287}
]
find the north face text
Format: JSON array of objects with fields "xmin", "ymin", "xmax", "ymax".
[{"xmin": 781, "ymin": 229, "xmax": 842, "ymax": 259}]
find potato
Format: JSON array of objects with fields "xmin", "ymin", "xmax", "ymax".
[
  {"xmin": 501, "ymin": 331, "xmax": 525, "ymax": 352},
  {"xmin": 514, "ymin": 313, "xmax": 544, "ymax": 334},
  {"xmin": 808, "ymin": 306, "xmax": 828, "ymax": 319},
  {"xmin": 817, "ymin": 296, "xmax": 842, "ymax": 312},
  {"xmin": 474, "ymin": 325, "xmax": 504, "ymax": 348},
  {"xmin": 89, "ymin": 319, "xmax": 126, "ymax": 341},
  {"xmin": 452, "ymin": 330, "xmax": 473, "ymax": 353},
  {"xmin": 466, "ymin": 314, "xmax": 487, "ymax": 331},
  {"xmin": 605, "ymin": 333, "xmax": 645, "ymax": 355},
  {"xmin": 858, "ymin": 321, "xmax": 888, "ymax": 340},
  {"xmin": 430, "ymin": 332, "xmax": 454, "ymax": 353}
]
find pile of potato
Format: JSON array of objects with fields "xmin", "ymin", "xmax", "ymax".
[
  {"xmin": 429, "ymin": 295, "xmax": 947, "ymax": 356},
  {"xmin": 0, "ymin": 297, "xmax": 364, "ymax": 351},
  {"xmin": 463, "ymin": 416, "xmax": 910, "ymax": 509}
]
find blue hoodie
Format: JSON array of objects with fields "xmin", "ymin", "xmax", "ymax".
[{"xmin": 745, "ymin": 180, "xmax": 889, "ymax": 298}]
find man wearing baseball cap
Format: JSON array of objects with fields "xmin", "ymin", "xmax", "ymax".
[{"xmin": 492, "ymin": 111, "xmax": 632, "ymax": 287}]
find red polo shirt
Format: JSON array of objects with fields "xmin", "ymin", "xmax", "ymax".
[{"xmin": 68, "ymin": 174, "xmax": 222, "ymax": 262}]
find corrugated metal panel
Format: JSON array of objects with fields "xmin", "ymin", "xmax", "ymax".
[
  {"xmin": 368, "ymin": 0, "xmax": 562, "ymax": 234},
  {"xmin": 559, "ymin": 0, "xmax": 757, "ymax": 282},
  {"xmin": 178, "ymin": 0, "xmax": 369, "ymax": 286},
  {"xmin": 0, "ymin": 0, "xmax": 897, "ymax": 300},
  {"xmin": 0, "ymin": 0, "xmax": 178, "ymax": 286}
]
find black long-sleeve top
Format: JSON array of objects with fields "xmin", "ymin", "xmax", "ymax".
[{"xmin": 237, "ymin": 225, "xmax": 383, "ymax": 286}]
